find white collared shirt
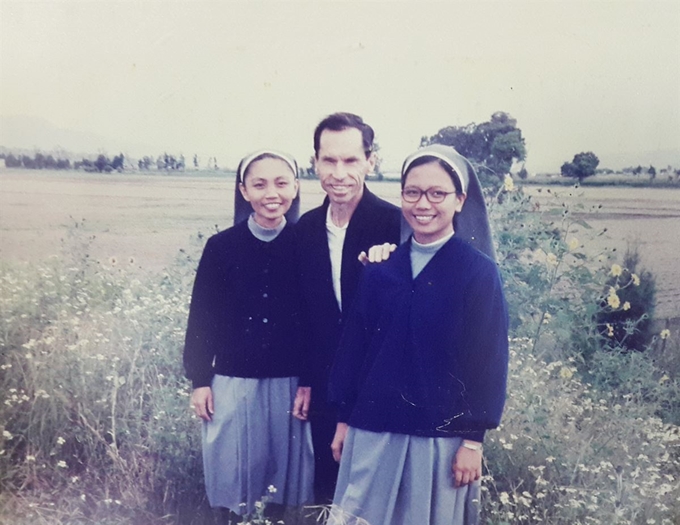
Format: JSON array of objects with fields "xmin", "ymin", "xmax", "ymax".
[{"xmin": 326, "ymin": 206, "xmax": 348, "ymax": 310}]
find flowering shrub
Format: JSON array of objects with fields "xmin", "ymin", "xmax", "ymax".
[
  {"xmin": 595, "ymin": 249, "xmax": 657, "ymax": 352},
  {"xmin": 0, "ymin": 238, "xmax": 209, "ymax": 524},
  {"xmin": 484, "ymin": 184, "xmax": 680, "ymax": 523},
  {"xmin": 482, "ymin": 339, "xmax": 680, "ymax": 524}
]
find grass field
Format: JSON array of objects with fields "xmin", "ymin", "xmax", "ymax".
[{"xmin": 1, "ymin": 169, "xmax": 679, "ymax": 319}]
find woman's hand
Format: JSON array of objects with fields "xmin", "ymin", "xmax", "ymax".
[
  {"xmin": 331, "ymin": 422, "xmax": 349, "ymax": 463},
  {"xmin": 191, "ymin": 386, "xmax": 214, "ymax": 422},
  {"xmin": 358, "ymin": 243, "xmax": 397, "ymax": 265},
  {"xmin": 292, "ymin": 386, "xmax": 311, "ymax": 420},
  {"xmin": 452, "ymin": 440, "xmax": 482, "ymax": 488}
]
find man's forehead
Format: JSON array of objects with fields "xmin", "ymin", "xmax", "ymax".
[{"xmin": 318, "ymin": 128, "xmax": 365, "ymax": 156}]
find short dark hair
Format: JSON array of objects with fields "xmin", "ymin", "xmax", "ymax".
[
  {"xmin": 401, "ymin": 156, "xmax": 464, "ymax": 195},
  {"xmin": 313, "ymin": 112, "xmax": 374, "ymax": 158}
]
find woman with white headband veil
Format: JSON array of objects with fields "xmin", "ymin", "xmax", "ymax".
[
  {"xmin": 183, "ymin": 151, "xmax": 313, "ymax": 524},
  {"xmin": 328, "ymin": 144, "xmax": 509, "ymax": 525}
]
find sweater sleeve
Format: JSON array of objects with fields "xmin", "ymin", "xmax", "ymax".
[
  {"xmin": 183, "ymin": 237, "xmax": 226, "ymax": 389},
  {"xmin": 459, "ymin": 260, "xmax": 509, "ymax": 441}
]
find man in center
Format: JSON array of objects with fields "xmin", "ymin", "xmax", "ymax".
[{"xmin": 293, "ymin": 112, "xmax": 402, "ymax": 502}]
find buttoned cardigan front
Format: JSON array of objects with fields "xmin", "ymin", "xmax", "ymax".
[
  {"xmin": 329, "ymin": 236, "xmax": 509, "ymax": 442},
  {"xmin": 183, "ymin": 221, "xmax": 303, "ymax": 388}
]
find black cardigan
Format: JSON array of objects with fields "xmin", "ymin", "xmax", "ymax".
[
  {"xmin": 329, "ymin": 237, "xmax": 509, "ymax": 441},
  {"xmin": 295, "ymin": 187, "xmax": 401, "ymax": 402},
  {"xmin": 183, "ymin": 221, "xmax": 303, "ymax": 388}
]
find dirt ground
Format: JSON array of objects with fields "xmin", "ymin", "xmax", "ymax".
[{"xmin": 1, "ymin": 169, "xmax": 679, "ymax": 319}]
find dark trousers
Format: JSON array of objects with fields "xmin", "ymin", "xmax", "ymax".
[{"xmin": 310, "ymin": 412, "xmax": 340, "ymax": 504}]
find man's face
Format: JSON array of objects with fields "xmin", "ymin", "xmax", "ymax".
[{"xmin": 315, "ymin": 128, "xmax": 375, "ymax": 206}]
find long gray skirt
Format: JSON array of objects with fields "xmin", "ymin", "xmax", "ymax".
[
  {"xmin": 329, "ymin": 427, "xmax": 480, "ymax": 525},
  {"xmin": 202, "ymin": 375, "xmax": 314, "ymax": 514}
]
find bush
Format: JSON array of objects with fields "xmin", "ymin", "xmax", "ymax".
[
  {"xmin": 0, "ymin": 233, "xmax": 209, "ymax": 524},
  {"xmin": 595, "ymin": 246, "xmax": 656, "ymax": 352}
]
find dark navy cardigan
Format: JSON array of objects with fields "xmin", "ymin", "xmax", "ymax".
[
  {"xmin": 328, "ymin": 236, "xmax": 509, "ymax": 442},
  {"xmin": 295, "ymin": 187, "xmax": 402, "ymax": 403},
  {"xmin": 183, "ymin": 221, "xmax": 303, "ymax": 389}
]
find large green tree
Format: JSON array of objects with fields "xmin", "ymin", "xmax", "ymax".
[
  {"xmin": 420, "ymin": 111, "xmax": 527, "ymax": 183},
  {"xmin": 561, "ymin": 152, "xmax": 599, "ymax": 182}
]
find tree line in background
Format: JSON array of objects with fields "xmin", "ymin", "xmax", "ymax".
[
  {"xmin": 0, "ymin": 152, "xmax": 206, "ymax": 173},
  {"xmin": 2, "ymin": 111, "xmax": 679, "ymax": 183},
  {"xmin": 559, "ymin": 152, "xmax": 680, "ymax": 182},
  {"xmin": 3, "ymin": 152, "xmax": 72, "ymax": 170}
]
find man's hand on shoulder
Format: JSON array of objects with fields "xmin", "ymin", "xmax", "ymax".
[{"xmin": 358, "ymin": 243, "xmax": 397, "ymax": 265}]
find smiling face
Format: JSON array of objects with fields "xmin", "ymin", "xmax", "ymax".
[
  {"xmin": 239, "ymin": 157, "xmax": 299, "ymax": 229},
  {"xmin": 315, "ymin": 127, "xmax": 375, "ymax": 206},
  {"xmin": 402, "ymin": 160, "xmax": 466, "ymax": 244}
]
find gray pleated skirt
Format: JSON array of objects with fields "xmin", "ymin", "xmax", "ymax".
[
  {"xmin": 329, "ymin": 427, "xmax": 480, "ymax": 525},
  {"xmin": 202, "ymin": 375, "xmax": 314, "ymax": 515}
]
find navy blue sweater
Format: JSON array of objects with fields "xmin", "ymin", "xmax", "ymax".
[
  {"xmin": 183, "ymin": 222, "xmax": 303, "ymax": 388},
  {"xmin": 328, "ymin": 236, "xmax": 509, "ymax": 442}
]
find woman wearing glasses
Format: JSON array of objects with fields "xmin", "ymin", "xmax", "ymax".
[{"xmin": 328, "ymin": 144, "xmax": 509, "ymax": 525}]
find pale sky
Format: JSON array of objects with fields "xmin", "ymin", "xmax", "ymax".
[{"xmin": 1, "ymin": 0, "xmax": 679, "ymax": 172}]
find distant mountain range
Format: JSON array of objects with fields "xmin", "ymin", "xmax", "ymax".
[{"xmin": 0, "ymin": 115, "xmax": 153, "ymax": 158}]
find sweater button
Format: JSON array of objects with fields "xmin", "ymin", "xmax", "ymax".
[
  {"xmin": 263, "ymin": 318, "xmax": 269, "ymax": 323},
  {"xmin": 263, "ymin": 293, "xmax": 268, "ymax": 298}
]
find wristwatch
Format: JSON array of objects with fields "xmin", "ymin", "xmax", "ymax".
[{"xmin": 462, "ymin": 441, "xmax": 483, "ymax": 452}]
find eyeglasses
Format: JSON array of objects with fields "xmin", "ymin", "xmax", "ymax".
[{"xmin": 401, "ymin": 188, "xmax": 457, "ymax": 204}]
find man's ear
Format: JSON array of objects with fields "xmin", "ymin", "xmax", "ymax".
[{"xmin": 367, "ymin": 152, "xmax": 377, "ymax": 173}]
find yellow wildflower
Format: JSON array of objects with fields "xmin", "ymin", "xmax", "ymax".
[
  {"xmin": 503, "ymin": 174, "xmax": 515, "ymax": 192},
  {"xmin": 546, "ymin": 253, "xmax": 558, "ymax": 266},
  {"xmin": 631, "ymin": 273, "xmax": 640, "ymax": 286},
  {"xmin": 623, "ymin": 301, "xmax": 631, "ymax": 311},
  {"xmin": 607, "ymin": 292, "xmax": 621, "ymax": 309},
  {"xmin": 567, "ymin": 237, "xmax": 579, "ymax": 251},
  {"xmin": 559, "ymin": 367, "xmax": 574, "ymax": 379},
  {"xmin": 660, "ymin": 329, "xmax": 671, "ymax": 340},
  {"xmin": 659, "ymin": 375, "xmax": 670, "ymax": 384},
  {"xmin": 610, "ymin": 264, "xmax": 623, "ymax": 277}
]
